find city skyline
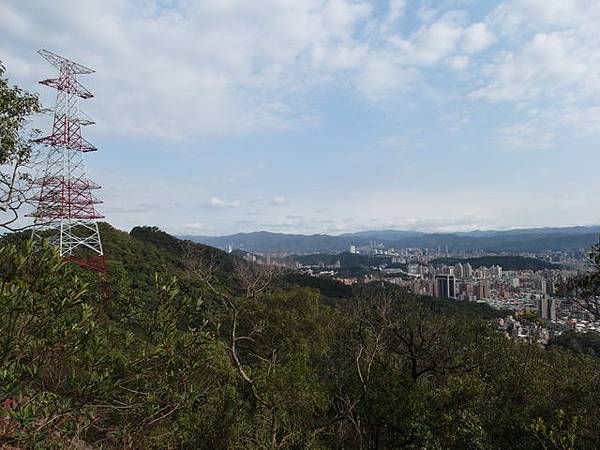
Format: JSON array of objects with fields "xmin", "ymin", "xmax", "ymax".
[{"xmin": 2, "ymin": 0, "xmax": 600, "ymax": 235}]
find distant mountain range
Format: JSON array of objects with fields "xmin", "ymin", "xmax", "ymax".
[{"xmin": 180, "ymin": 226, "xmax": 600, "ymax": 254}]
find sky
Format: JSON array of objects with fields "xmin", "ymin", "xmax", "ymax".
[{"xmin": 2, "ymin": 0, "xmax": 600, "ymax": 236}]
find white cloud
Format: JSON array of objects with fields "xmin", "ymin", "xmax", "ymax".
[
  {"xmin": 407, "ymin": 19, "xmax": 464, "ymax": 65},
  {"xmin": 475, "ymin": 0, "xmax": 600, "ymax": 105},
  {"xmin": 416, "ymin": 5, "xmax": 438, "ymax": 24},
  {"xmin": 355, "ymin": 52, "xmax": 417, "ymax": 100},
  {"xmin": 472, "ymin": 31, "xmax": 598, "ymax": 102},
  {"xmin": 494, "ymin": 104, "xmax": 600, "ymax": 150},
  {"xmin": 495, "ymin": 121, "xmax": 556, "ymax": 150},
  {"xmin": 461, "ymin": 23, "xmax": 495, "ymax": 54},
  {"xmin": 388, "ymin": 0, "xmax": 406, "ymax": 23},
  {"xmin": 1, "ymin": 0, "xmax": 377, "ymax": 139},
  {"xmin": 209, "ymin": 197, "xmax": 226, "ymax": 208},
  {"xmin": 271, "ymin": 196, "xmax": 289, "ymax": 206},
  {"xmin": 462, "ymin": 0, "xmax": 600, "ymax": 148},
  {"xmin": 209, "ymin": 197, "xmax": 241, "ymax": 208},
  {"xmin": 380, "ymin": 0, "xmax": 406, "ymax": 33},
  {"xmin": 182, "ymin": 222, "xmax": 205, "ymax": 231},
  {"xmin": 558, "ymin": 106, "xmax": 600, "ymax": 136},
  {"xmin": 488, "ymin": 0, "xmax": 600, "ymax": 34},
  {"xmin": 448, "ymin": 55, "xmax": 470, "ymax": 71},
  {"xmin": 0, "ymin": 0, "xmax": 518, "ymax": 138}
]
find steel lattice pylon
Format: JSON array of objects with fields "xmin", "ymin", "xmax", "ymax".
[{"xmin": 30, "ymin": 49, "xmax": 106, "ymax": 272}]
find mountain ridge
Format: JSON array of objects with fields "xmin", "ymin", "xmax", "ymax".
[{"xmin": 181, "ymin": 225, "xmax": 600, "ymax": 254}]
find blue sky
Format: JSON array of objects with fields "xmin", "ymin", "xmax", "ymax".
[{"xmin": 2, "ymin": 0, "xmax": 600, "ymax": 235}]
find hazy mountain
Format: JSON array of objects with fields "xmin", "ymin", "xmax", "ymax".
[
  {"xmin": 452, "ymin": 226, "xmax": 600, "ymax": 238},
  {"xmin": 378, "ymin": 232, "xmax": 598, "ymax": 253},
  {"xmin": 181, "ymin": 231, "xmax": 370, "ymax": 254},
  {"xmin": 181, "ymin": 226, "xmax": 600, "ymax": 254},
  {"xmin": 339, "ymin": 230, "xmax": 425, "ymax": 240}
]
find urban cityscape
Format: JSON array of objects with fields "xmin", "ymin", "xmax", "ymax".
[{"xmin": 230, "ymin": 240, "xmax": 597, "ymax": 343}]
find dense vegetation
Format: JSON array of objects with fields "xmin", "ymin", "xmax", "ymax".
[
  {"xmin": 2, "ymin": 225, "xmax": 600, "ymax": 449},
  {"xmin": 549, "ymin": 331, "xmax": 600, "ymax": 358},
  {"xmin": 431, "ymin": 256, "xmax": 558, "ymax": 271},
  {"xmin": 0, "ymin": 60, "xmax": 42, "ymax": 230},
  {"xmin": 291, "ymin": 252, "xmax": 403, "ymax": 269},
  {"xmin": 289, "ymin": 253, "xmax": 409, "ymax": 280}
]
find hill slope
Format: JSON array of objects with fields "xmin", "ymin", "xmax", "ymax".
[{"xmin": 5, "ymin": 222, "xmax": 600, "ymax": 449}]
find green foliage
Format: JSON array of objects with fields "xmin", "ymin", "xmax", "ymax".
[
  {"xmin": 292, "ymin": 252, "xmax": 393, "ymax": 268},
  {"xmin": 0, "ymin": 61, "xmax": 41, "ymax": 164},
  {"xmin": 3, "ymin": 227, "xmax": 600, "ymax": 449},
  {"xmin": 549, "ymin": 331, "xmax": 600, "ymax": 357},
  {"xmin": 568, "ymin": 238, "xmax": 600, "ymax": 319},
  {"xmin": 0, "ymin": 61, "xmax": 43, "ymax": 230},
  {"xmin": 530, "ymin": 409, "xmax": 580, "ymax": 450},
  {"xmin": 280, "ymin": 273, "xmax": 353, "ymax": 301},
  {"xmin": 0, "ymin": 241, "xmax": 235, "ymax": 448}
]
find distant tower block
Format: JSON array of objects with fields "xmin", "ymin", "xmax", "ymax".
[{"xmin": 30, "ymin": 49, "xmax": 106, "ymax": 272}]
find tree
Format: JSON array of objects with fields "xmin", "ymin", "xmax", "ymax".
[
  {"xmin": 0, "ymin": 61, "xmax": 42, "ymax": 231},
  {"xmin": 0, "ymin": 241, "xmax": 232, "ymax": 449},
  {"xmin": 326, "ymin": 285, "xmax": 493, "ymax": 450},
  {"xmin": 569, "ymin": 239, "xmax": 600, "ymax": 319},
  {"xmin": 185, "ymin": 248, "xmax": 339, "ymax": 449}
]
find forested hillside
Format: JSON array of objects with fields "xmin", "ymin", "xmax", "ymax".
[
  {"xmin": 290, "ymin": 252, "xmax": 399, "ymax": 268},
  {"xmin": 3, "ymin": 225, "xmax": 600, "ymax": 449}
]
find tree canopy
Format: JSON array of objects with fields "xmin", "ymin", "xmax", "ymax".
[
  {"xmin": 2, "ymin": 226, "xmax": 600, "ymax": 449},
  {"xmin": 0, "ymin": 61, "xmax": 42, "ymax": 231}
]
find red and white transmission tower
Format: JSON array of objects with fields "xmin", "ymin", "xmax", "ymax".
[{"xmin": 30, "ymin": 49, "xmax": 106, "ymax": 272}]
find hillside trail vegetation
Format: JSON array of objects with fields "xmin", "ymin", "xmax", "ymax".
[
  {"xmin": 4, "ymin": 59, "xmax": 600, "ymax": 449},
  {"xmin": 0, "ymin": 224, "xmax": 600, "ymax": 449}
]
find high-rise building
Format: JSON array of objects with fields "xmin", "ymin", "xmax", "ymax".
[
  {"xmin": 538, "ymin": 295, "xmax": 551, "ymax": 320},
  {"xmin": 547, "ymin": 279, "xmax": 556, "ymax": 296},
  {"xmin": 491, "ymin": 265, "xmax": 503, "ymax": 278},
  {"xmin": 463, "ymin": 262, "xmax": 473, "ymax": 278},
  {"xmin": 459, "ymin": 281, "xmax": 474, "ymax": 298},
  {"xmin": 550, "ymin": 298, "xmax": 558, "ymax": 321},
  {"xmin": 476, "ymin": 283, "xmax": 489, "ymax": 300},
  {"xmin": 539, "ymin": 279, "xmax": 547, "ymax": 295},
  {"xmin": 349, "ymin": 245, "xmax": 357, "ymax": 254},
  {"xmin": 538, "ymin": 296, "xmax": 559, "ymax": 321},
  {"xmin": 454, "ymin": 263, "xmax": 464, "ymax": 278},
  {"xmin": 435, "ymin": 274, "xmax": 457, "ymax": 299}
]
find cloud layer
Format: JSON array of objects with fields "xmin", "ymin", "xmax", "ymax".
[
  {"xmin": 2, "ymin": 0, "xmax": 501, "ymax": 139},
  {"xmin": 3, "ymin": 0, "xmax": 600, "ymax": 234}
]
